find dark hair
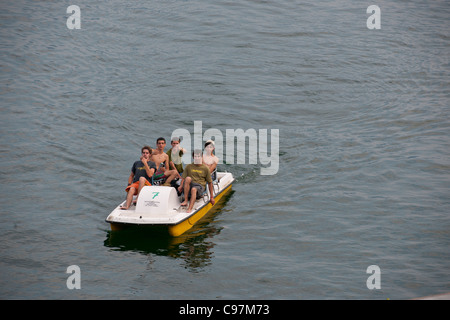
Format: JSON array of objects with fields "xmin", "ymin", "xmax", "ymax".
[
  {"xmin": 192, "ymin": 149, "xmax": 202, "ymax": 157},
  {"xmin": 156, "ymin": 137, "xmax": 166, "ymax": 143},
  {"xmin": 141, "ymin": 146, "xmax": 152, "ymax": 154},
  {"xmin": 204, "ymin": 141, "xmax": 213, "ymax": 148}
]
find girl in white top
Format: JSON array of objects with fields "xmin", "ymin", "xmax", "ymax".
[{"xmin": 203, "ymin": 140, "xmax": 219, "ymax": 180}]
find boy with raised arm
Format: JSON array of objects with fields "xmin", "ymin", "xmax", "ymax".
[{"xmin": 121, "ymin": 146, "xmax": 156, "ymax": 210}]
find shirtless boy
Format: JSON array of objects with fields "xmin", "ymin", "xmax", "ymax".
[{"xmin": 151, "ymin": 137, "xmax": 179, "ymax": 186}]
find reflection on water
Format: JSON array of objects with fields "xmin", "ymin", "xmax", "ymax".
[{"xmin": 104, "ymin": 191, "xmax": 234, "ymax": 272}]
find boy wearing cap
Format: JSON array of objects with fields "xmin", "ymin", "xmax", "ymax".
[{"xmin": 166, "ymin": 137, "xmax": 186, "ymax": 177}]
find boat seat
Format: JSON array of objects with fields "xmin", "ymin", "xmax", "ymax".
[
  {"xmin": 151, "ymin": 175, "xmax": 165, "ymax": 186},
  {"xmin": 211, "ymin": 168, "xmax": 217, "ymax": 181}
]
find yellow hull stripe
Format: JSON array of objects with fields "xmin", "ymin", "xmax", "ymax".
[
  {"xmin": 109, "ymin": 184, "xmax": 233, "ymax": 236},
  {"xmin": 168, "ymin": 184, "xmax": 232, "ymax": 236}
]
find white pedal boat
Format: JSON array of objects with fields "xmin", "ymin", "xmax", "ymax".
[{"xmin": 106, "ymin": 172, "xmax": 234, "ymax": 236}]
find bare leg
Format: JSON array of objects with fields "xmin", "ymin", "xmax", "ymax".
[
  {"xmin": 121, "ymin": 187, "xmax": 136, "ymax": 209},
  {"xmin": 186, "ymin": 187, "xmax": 197, "ymax": 213},
  {"xmin": 163, "ymin": 169, "xmax": 178, "ymax": 186},
  {"xmin": 180, "ymin": 177, "xmax": 191, "ymax": 206},
  {"xmin": 134, "ymin": 176, "xmax": 149, "ymax": 203}
]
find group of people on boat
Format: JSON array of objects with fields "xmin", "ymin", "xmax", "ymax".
[{"xmin": 121, "ymin": 137, "xmax": 219, "ymax": 213}]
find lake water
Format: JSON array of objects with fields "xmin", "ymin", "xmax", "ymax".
[{"xmin": 0, "ymin": 0, "xmax": 449, "ymax": 300}]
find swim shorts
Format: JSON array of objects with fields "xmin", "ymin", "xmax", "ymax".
[
  {"xmin": 183, "ymin": 181, "xmax": 205, "ymax": 199},
  {"xmin": 125, "ymin": 179, "xmax": 151, "ymax": 195}
]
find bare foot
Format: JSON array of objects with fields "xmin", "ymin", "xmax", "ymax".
[{"xmin": 186, "ymin": 202, "xmax": 195, "ymax": 213}]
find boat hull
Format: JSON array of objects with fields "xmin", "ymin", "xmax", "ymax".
[
  {"xmin": 106, "ymin": 172, "xmax": 234, "ymax": 236},
  {"xmin": 168, "ymin": 184, "xmax": 232, "ymax": 236}
]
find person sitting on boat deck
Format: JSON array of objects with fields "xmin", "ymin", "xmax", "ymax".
[
  {"xmin": 166, "ymin": 136, "xmax": 186, "ymax": 178},
  {"xmin": 178, "ymin": 149, "xmax": 215, "ymax": 213},
  {"xmin": 202, "ymin": 139, "xmax": 219, "ymax": 181},
  {"xmin": 151, "ymin": 137, "xmax": 179, "ymax": 186},
  {"xmin": 121, "ymin": 146, "xmax": 157, "ymax": 210}
]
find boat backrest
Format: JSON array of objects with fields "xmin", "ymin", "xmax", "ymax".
[{"xmin": 135, "ymin": 186, "xmax": 180, "ymax": 215}]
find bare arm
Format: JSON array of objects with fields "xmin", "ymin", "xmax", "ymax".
[
  {"xmin": 208, "ymin": 182, "xmax": 215, "ymax": 205},
  {"xmin": 207, "ymin": 162, "xmax": 217, "ymax": 173},
  {"xmin": 141, "ymin": 157, "xmax": 155, "ymax": 177},
  {"xmin": 163, "ymin": 154, "xmax": 170, "ymax": 173},
  {"xmin": 128, "ymin": 172, "xmax": 134, "ymax": 185}
]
